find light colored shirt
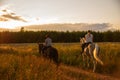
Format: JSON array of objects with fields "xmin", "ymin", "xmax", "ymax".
[
  {"xmin": 45, "ymin": 37, "xmax": 52, "ymax": 46},
  {"xmin": 85, "ymin": 33, "xmax": 93, "ymax": 43}
]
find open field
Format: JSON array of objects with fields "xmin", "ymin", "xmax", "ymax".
[{"xmin": 0, "ymin": 43, "xmax": 120, "ymax": 80}]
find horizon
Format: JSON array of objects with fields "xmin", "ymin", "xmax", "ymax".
[{"xmin": 0, "ymin": 23, "xmax": 118, "ymax": 32}]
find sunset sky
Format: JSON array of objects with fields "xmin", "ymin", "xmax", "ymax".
[{"xmin": 0, "ymin": 0, "xmax": 120, "ymax": 30}]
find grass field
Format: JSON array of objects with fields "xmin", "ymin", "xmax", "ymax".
[{"xmin": 0, "ymin": 43, "xmax": 120, "ymax": 80}]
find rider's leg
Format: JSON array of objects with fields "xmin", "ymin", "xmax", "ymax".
[{"xmin": 81, "ymin": 43, "xmax": 86, "ymax": 54}]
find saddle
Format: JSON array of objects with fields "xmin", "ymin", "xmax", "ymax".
[
  {"xmin": 82, "ymin": 42, "xmax": 91, "ymax": 49},
  {"xmin": 42, "ymin": 46, "xmax": 52, "ymax": 53},
  {"xmin": 81, "ymin": 42, "xmax": 92, "ymax": 54},
  {"xmin": 85, "ymin": 42, "xmax": 92, "ymax": 48}
]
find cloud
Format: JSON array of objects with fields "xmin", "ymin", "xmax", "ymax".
[
  {"xmin": 24, "ymin": 23, "xmax": 114, "ymax": 32},
  {"xmin": 0, "ymin": 4, "xmax": 27, "ymax": 22},
  {"xmin": 0, "ymin": 17, "xmax": 8, "ymax": 21},
  {"xmin": 1, "ymin": 14, "xmax": 27, "ymax": 22},
  {"xmin": 0, "ymin": 8, "xmax": 27, "ymax": 22}
]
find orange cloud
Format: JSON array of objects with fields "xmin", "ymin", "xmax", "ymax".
[
  {"xmin": 0, "ymin": 9, "xmax": 27, "ymax": 22},
  {"xmin": 1, "ymin": 14, "xmax": 27, "ymax": 22},
  {"xmin": 0, "ymin": 17, "xmax": 8, "ymax": 21}
]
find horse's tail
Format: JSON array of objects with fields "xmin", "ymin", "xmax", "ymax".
[{"xmin": 93, "ymin": 44, "xmax": 104, "ymax": 65}]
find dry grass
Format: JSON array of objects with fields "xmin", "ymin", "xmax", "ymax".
[
  {"xmin": 54, "ymin": 43, "xmax": 120, "ymax": 77},
  {"xmin": 0, "ymin": 43, "xmax": 119, "ymax": 80}
]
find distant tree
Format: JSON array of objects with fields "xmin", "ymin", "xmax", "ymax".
[
  {"xmin": 0, "ymin": 30, "xmax": 120, "ymax": 43},
  {"xmin": 20, "ymin": 27, "xmax": 25, "ymax": 32}
]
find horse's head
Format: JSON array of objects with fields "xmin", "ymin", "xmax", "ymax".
[
  {"xmin": 38, "ymin": 43, "xmax": 44, "ymax": 49},
  {"xmin": 80, "ymin": 37, "xmax": 86, "ymax": 44},
  {"xmin": 38, "ymin": 43, "xmax": 44, "ymax": 53}
]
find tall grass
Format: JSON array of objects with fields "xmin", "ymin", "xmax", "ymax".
[
  {"xmin": 0, "ymin": 43, "xmax": 120, "ymax": 79},
  {"xmin": 97, "ymin": 43, "xmax": 120, "ymax": 75},
  {"xmin": 0, "ymin": 44, "xmax": 62, "ymax": 80},
  {"xmin": 54, "ymin": 43, "xmax": 120, "ymax": 76}
]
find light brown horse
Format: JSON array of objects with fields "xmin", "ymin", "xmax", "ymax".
[{"xmin": 80, "ymin": 37, "xmax": 103, "ymax": 72}]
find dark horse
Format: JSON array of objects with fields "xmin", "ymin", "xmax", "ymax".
[{"xmin": 38, "ymin": 43, "xmax": 59, "ymax": 66}]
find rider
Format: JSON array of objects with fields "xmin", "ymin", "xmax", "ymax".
[
  {"xmin": 42, "ymin": 34, "xmax": 52, "ymax": 53},
  {"xmin": 81, "ymin": 30, "xmax": 93, "ymax": 54}
]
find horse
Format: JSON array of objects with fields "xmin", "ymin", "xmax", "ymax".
[
  {"xmin": 38, "ymin": 43, "xmax": 59, "ymax": 67},
  {"xmin": 80, "ymin": 37, "xmax": 103, "ymax": 72}
]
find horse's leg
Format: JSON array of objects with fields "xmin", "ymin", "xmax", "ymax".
[
  {"xmin": 82, "ymin": 53, "xmax": 86, "ymax": 68},
  {"xmin": 87, "ymin": 56, "xmax": 90, "ymax": 68},
  {"xmin": 89, "ymin": 55, "xmax": 96, "ymax": 72},
  {"xmin": 93, "ymin": 59, "xmax": 97, "ymax": 72}
]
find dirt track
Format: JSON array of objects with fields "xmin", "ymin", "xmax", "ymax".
[{"xmin": 57, "ymin": 64, "xmax": 120, "ymax": 80}]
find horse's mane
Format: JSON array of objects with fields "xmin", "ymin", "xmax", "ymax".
[{"xmin": 80, "ymin": 37, "xmax": 86, "ymax": 44}]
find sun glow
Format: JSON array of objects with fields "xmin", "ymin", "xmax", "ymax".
[
  {"xmin": 0, "ymin": 21, "xmax": 20, "ymax": 29},
  {"xmin": 0, "ymin": 17, "xmax": 53, "ymax": 29},
  {"xmin": 0, "ymin": 8, "xmax": 56, "ymax": 29}
]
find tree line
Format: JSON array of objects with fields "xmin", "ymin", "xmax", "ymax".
[{"xmin": 0, "ymin": 30, "xmax": 120, "ymax": 43}]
